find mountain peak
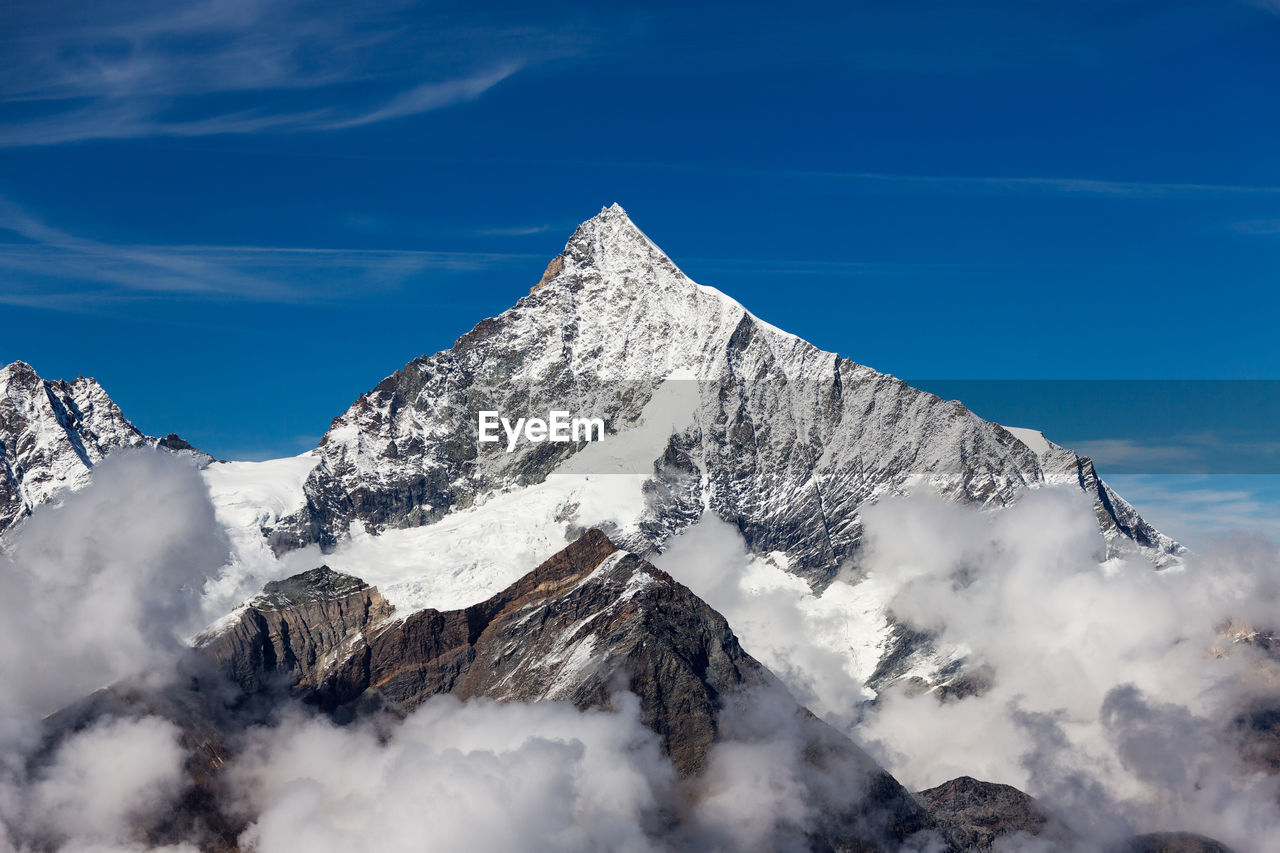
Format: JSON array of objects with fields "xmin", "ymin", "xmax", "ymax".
[
  {"xmin": 577, "ymin": 201, "xmax": 635, "ymax": 233},
  {"xmin": 1, "ymin": 359, "xmax": 35, "ymax": 374},
  {"xmin": 0, "ymin": 363, "xmax": 213, "ymax": 535},
  {"xmin": 0, "ymin": 360, "xmax": 40, "ymax": 388},
  {"xmin": 559, "ymin": 202, "xmax": 675, "ymax": 279}
]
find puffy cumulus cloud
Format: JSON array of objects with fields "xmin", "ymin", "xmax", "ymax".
[
  {"xmin": 0, "ymin": 449, "xmax": 230, "ymax": 852},
  {"xmin": 226, "ymin": 687, "xmax": 939, "ymax": 853},
  {"xmin": 685, "ymin": 684, "xmax": 950, "ymax": 853},
  {"xmin": 10, "ymin": 716, "xmax": 195, "ymax": 853},
  {"xmin": 656, "ymin": 489, "xmax": 1280, "ymax": 850},
  {"xmin": 227, "ymin": 693, "xmax": 674, "ymax": 853},
  {"xmin": 652, "ymin": 514, "xmax": 876, "ymax": 727},
  {"xmin": 0, "ymin": 449, "xmax": 919, "ymax": 853},
  {"xmin": 0, "ymin": 449, "xmax": 229, "ymax": 745},
  {"xmin": 855, "ymin": 487, "xmax": 1280, "ymax": 850}
]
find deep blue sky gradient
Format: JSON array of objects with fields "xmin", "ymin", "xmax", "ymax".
[{"xmin": 1, "ymin": 0, "xmax": 1278, "ymax": 540}]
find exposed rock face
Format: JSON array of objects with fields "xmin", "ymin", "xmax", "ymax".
[
  {"xmin": 39, "ymin": 680, "xmax": 244, "ymax": 852},
  {"xmin": 199, "ymin": 529, "xmax": 946, "ymax": 851},
  {"xmin": 196, "ymin": 566, "xmax": 393, "ymax": 695},
  {"xmin": 34, "ymin": 531, "xmax": 1237, "ymax": 853},
  {"xmin": 315, "ymin": 529, "xmax": 771, "ymax": 777},
  {"xmin": 916, "ymin": 776, "xmax": 1239, "ymax": 853},
  {"xmin": 1117, "ymin": 832, "xmax": 1236, "ymax": 853},
  {"xmin": 270, "ymin": 204, "xmax": 1180, "ymax": 582},
  {"xmin": 916, "ymin": 776, "xmax": 1074, "ymax": 850},
  {"xmin": 0, "ymin": 360, "xmax": 209, "ymax": 535}
]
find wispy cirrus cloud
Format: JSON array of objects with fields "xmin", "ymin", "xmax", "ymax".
[
  {"xmin": 0, "ymin": 198, "xmax": 538, "ymax": 307},
  {"xmin": 1072, "ymin": 432, "xmax": 1280, "ymax": 475},
  {"xmin": 0, "ymin": 0, "xmax": 570, "ymax": 146},
  {"xmin": 342, "ymin": 213, "xmax": 569, "ymax": 240},
  {"xmin": 1232, "ymin": 219, "xmax": 1280, "ymax": 235},
  {"xmin": 1103, "ymin": 474, "xmax": 1280, "ymax": 546},
  {"xmin": 473, "ymin": 224, "xmax": 561, "ymax": 237},
  {"xmin": 1243, "ymin": 0, "xmax": 1280, "ymax": 14},
  {"xmin": 762, "ymin": 168, "xmax": 1280, "ymax": 199},
  {"xmin": 585, "ymin": 158, "xmax": 1280, "ymax": 199},
  {"xmin": 1071, "ymin": 438, "xmax": 1200, "ymax": 468}
]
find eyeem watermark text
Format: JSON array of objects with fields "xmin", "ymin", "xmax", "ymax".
[{"xmin": 478, "ymin": 411, "xmax": 606, "ymax": 452}]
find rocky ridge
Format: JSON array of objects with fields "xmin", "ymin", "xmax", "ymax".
[
  {"xmin": 185, "ymin": 530, "xmax": 950, "ymax": 850},
  {"xmin": 29, "ymin": 530, "xmax": 1235, "ymax": 853}
]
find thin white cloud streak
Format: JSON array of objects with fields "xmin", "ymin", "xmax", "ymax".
[
  {"xmin": 1070, "ymin": 433, "xmax": 1280, "ymax": 475},
  {"xmin": 601, "ymin": 159, "xmax": 1280, "ymax": 199},
  {"xmin": 474, "ymin": 224, "xmax": 560, "ymax": 237},
  {"xmin": 0, "ymin": 198, "xmax": 539, "ymax": 307},
  {"xmin": 832, "ymin": 171, "xmax": 1280, "ymax": 198},
  {"xmin": 0, "ymin": 64, "xmax": 520, "ymax": 146},
  {"xmin": 320, "ymin": 63, "xmax": 524, "ymax": 131},
  {"xmin": 1071, "ymin": 438, "xmax": 1199, "ymax": 467},
  {"xmin": 1244, "ymin": 0, "xmax": 1280, "ymax": 14},
  {"xmin": 1233, "ymin": 219, "xmax": 1280, "ymax": 234}
]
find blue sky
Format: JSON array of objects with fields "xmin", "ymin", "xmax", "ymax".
[{"xmin": 1, "ymin": 0, "xmax": 1278, "ymax": 543}]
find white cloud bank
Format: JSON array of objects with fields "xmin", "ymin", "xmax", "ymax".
[
  {"xmin": 0, "ymin": 450, "xmax": 925, "ymax": 853},
  {"xmin": 655, "ymin": 489, "xmax": 1280, "ymax": 850},
  {"xmin": 0, "ymin": 449, "xmax": 228, "ymax": 852},
  {"xmin": 0, "ymin": 450, "xmax": 229, "ymax": 748},
  {"xmin": 4, "ymin": 449, "xmax": 1279, "ymax": 851}
]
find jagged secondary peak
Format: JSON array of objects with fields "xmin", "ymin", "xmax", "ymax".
[
  {"xmin": 0, "ymin": 359, "xmax": 149, "ymax": 533},
  {"xmin": 0, "ymin": 360, "xmax": 210, "ymax": 536}
]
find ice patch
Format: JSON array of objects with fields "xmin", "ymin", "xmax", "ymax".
[{"xmin": 1003, "ymin": 426, "xmax": 1055, "ymax": 458}]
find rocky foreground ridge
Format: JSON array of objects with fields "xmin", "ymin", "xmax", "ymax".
[
  {"xmin": 30, "ymin": 530, "xmax": 1230, "ymax": 852},
  {"xmin": 196, "ymin": 528, "xmax": 939, "ymax": 850}
]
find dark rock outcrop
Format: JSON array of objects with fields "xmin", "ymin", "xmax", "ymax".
[
  {"xmin": 917, "ymin": 775, "xmax": 1239, "ymax": 853},
  {"xmin": 315, "ymin": 529, "xmax": 771, "ymax": 777},
  {"xmin": 1116, "ymin": 832, "xmax": 1236, "ymax": 853},
  {"xmin": 198, "ymin": 528, "xmax": 947, "ymax": 851},
  {"xmin": 196, "ymin": 566, "xmax": 393, "ymax": 695},
  {"xmin": 917, "ymin": 775, "xmax": 1075, "ymax": 850}
]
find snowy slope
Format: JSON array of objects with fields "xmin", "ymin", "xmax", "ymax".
[
  {"xmin": 269, "ymin": 204, "xmax": 1180, "ymax": 588},
  {"xmin": 1002, "ymin": 426, "xmax": 1054, "ymax": 457}
]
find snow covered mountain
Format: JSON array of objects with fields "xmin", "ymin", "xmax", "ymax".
[
  {"xmin": 5, "ymin": 207, "xmax": 1248, "ymax": 853},
  {"xmin": 0, "ymin": 207, "xmax": 1182, "ymax": 701},
  {"xmin": 267, "ymin": 204, "xmax": 1180, "ymax": 586},
  {"xmin": 0, "ymin": 360, "xmax": 207, "ymax": 535}
]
